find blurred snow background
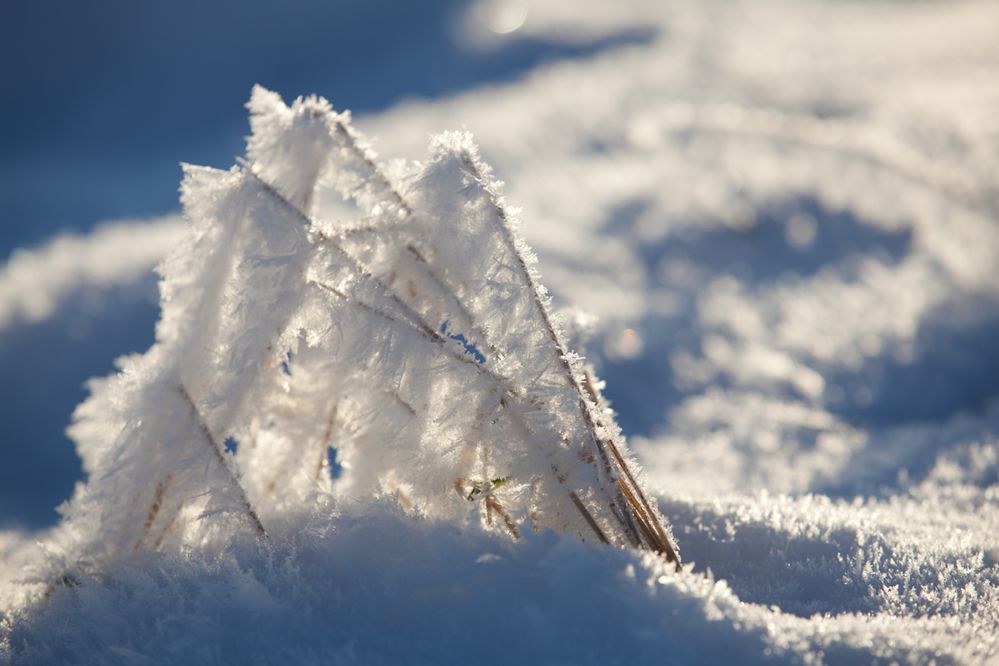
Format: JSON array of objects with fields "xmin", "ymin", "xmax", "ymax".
[{"xmin": 2, "ymin": 0, "xmax": 998, "ymax": 663}]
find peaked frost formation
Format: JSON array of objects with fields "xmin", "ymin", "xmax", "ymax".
[{"xmin": 59, "ymin": 86, "xmax": 679, "ymax": 573}]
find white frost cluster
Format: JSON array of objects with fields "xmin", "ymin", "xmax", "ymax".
[{"xmin": 56, "ymin": 86, "xmax": 677, "ymax": 574}]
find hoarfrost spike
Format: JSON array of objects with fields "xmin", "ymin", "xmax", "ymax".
[{"xmin": 57, "ymin": 86, "xmax": 680, "ymax": 575}]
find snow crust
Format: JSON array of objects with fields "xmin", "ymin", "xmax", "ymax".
[{"xmin": 2, "ymin": 0, "xmax": 999, "ymax": 663}]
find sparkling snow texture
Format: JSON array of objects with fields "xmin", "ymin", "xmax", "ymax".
[{"xmin": 2, "ymin": 1, "xmax": 998, "ymax": 663}]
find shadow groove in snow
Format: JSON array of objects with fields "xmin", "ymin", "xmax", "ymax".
[
  {"xmin": 810, "ymin": 293, "xmax": 999, "ymax": 497},
  {"xmin": 631, "ymin": 195, "xmax": 913, "ymax": 289},
  {"xmin": 826, "ymin": 293, "xmax": 999, "ymax": 428},
  {"xmin": 598, "ymin": 195, "xmax": 913, "ymax": 438},
  {"xmin": 661, "ymin": 498, "xmax": 998, "ymax": 621},
  {"xmin": 664, "ymin": 500, "xmax": 873, "ymax": 618}
]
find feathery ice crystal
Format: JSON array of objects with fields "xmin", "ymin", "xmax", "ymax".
[{"xmin": 59, "ymin": 86, "xmax": 680, "ymax": 572}]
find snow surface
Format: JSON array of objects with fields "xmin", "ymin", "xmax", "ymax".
[
  {"xmin": 0, "ymin": 219, "xmax": 185, "ymax": 330},
  {"xmin": 3, "ymin": 0, "xmax": 999, "ymax": 663}
]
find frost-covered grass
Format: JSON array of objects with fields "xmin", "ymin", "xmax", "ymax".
[
  {"xmin": 40, "ymin": 86, "xmax": 677, "ymax": 577},
  {"xmin": 3, "ymin": 0, "xmax": 999, "ymax": 663}
]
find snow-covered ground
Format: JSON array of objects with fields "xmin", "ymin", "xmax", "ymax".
[{"xmin": 2, "ymin": 0, "xmax": 998, "ymax": 663}]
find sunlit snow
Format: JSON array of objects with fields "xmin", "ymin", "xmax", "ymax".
[{"xmin": 2, "ymin": 0, "xmax": 998, "ymax": 663}]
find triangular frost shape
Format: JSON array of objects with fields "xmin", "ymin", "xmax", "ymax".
[{"xmin": 57, "ymin": 86, "xmax": 680, "ymax": 575}]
